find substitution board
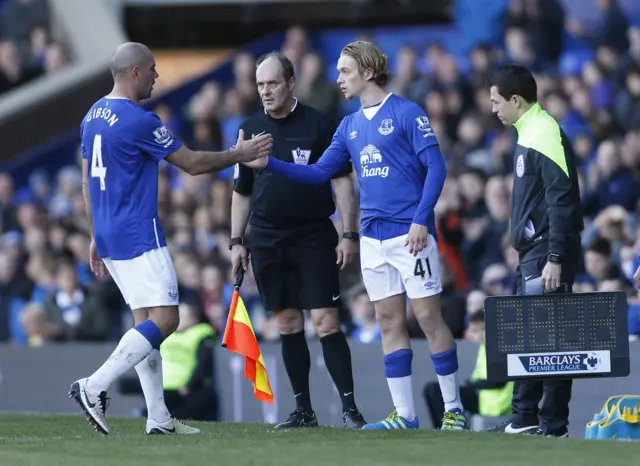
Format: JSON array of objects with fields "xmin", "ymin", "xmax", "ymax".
[{"xmin": 484, "ymin": 291, "xmax": 630, "ymax": 381}]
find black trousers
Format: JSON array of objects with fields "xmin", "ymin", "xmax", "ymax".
[
  {"xmin": 423, "ymin": 382, "xmax": 479, "ymax": 429},
  {"xmin": 510, "ymin": 250, "xmax": 579, "ymax": 434}
]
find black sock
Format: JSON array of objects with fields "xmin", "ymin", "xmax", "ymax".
[
  {"xmin": 280, "ymin": 331, "xmax": 312, "ymax": 412},
  {"xmin": 320, "ymin": 331, "xmax": 356, "ymax": 412}
]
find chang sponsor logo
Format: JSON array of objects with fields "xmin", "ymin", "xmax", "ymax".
[{"xmin": 359, "ymin": 144, "xmax": 389, "ymax": 179}]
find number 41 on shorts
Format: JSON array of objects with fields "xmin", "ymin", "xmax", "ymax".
[
  {"xmin": 414, "ymin": 257, "xmax": 439, "ymax": 291},
  {"xmin": 413, "ymin": 257, "xmax": 432, "ymax": 279}
]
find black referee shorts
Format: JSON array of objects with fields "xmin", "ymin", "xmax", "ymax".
[{"xmin": 249, "ymin": 220, "xmax": 342, "ymax": 312}]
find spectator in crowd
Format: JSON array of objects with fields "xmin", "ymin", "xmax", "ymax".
[
  {"xmin": 297, "ymin": 51, "xmax": 341, "ymax": 120},
  {"xmin": 43, "ymin": 259, "xmax": 109, "ymax": 342},
  {"xmin": 19, "ymin": 301, "xmax": 49, "ymax": 347},
  {"xmin": 0, "ymin": 0, "xmax": 68, "ymax": 95},
  {"xmin": 348, "ymin": 285, "xmax": 380, "ymax": 344},
  {"xmin": 567, "ymin": 0, "xmax": 630, "ymax": 54},
  {"xmin": 0, "ymin": 0, "xmax": 49, "ymax": 46},
  {"xmin": 581, "ymin": 236, "xmax": 624, "ymax": 289}
]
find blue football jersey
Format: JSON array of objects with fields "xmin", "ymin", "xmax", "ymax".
[
  {"xmin": 80, "ymin": 96, "xmax": 182, "ymax": 260},
  {"xmin": 329, "ymin": 94, "xmax": 441, "ymax": 240},
  {"xmin": 264, "ymin": 94, "xmax": 446, "ymax": 241},
  {"xmin": 342, "ymin": 94, "xmax": 439, "ymax": 231}
]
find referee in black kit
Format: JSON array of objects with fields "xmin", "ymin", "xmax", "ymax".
[
  {"xmin": 487, "ymin": 65, "xmax": 583, "ymax": 438},
  {"xmin": 230, "ymin": 52, "xmax": 367, "ymax": 429}
]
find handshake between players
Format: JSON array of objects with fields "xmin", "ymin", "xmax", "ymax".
[{"xmin": 234, "ymin": 129, "xmax": 273, "ymax": 163}]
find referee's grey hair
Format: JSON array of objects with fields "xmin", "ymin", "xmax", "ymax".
[{"xmin": 255, "ymin": 51, "xmax": 295, "ymax": 82}]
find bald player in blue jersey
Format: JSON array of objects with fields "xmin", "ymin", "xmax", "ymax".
[
  {"xmin": 69, "ymin": 42, "xmax": 272, "ymax": 436},
  {"xmin": 245, "ymin": 41, "xmax": 467, "ymax": 431}
]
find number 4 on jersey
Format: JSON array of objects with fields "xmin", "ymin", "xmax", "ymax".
[
  {"xmin": 414, "ymin": 257, "xmax": 432, "ymax": 279},
  {"xmin": 91, "ymin": 134, "xmax": 107, "ymax": 191}
]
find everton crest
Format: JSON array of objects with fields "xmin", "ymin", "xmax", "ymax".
[{"xmin": 378, "ymin": 119, "xmax": 395, "ymax": 136}]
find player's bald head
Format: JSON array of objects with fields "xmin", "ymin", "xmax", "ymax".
[{"xmin": 110, "ymin": 42, "xmax": 154, "ymax": 79}]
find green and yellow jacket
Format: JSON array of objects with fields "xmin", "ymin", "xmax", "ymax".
[{"xmin": 510, "ymin": 103, "xmax": 583, "ymax": 262}]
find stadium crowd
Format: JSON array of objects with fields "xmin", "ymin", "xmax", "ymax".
[
  {"xmin": 0, "ymin": 0, "xmax": 68, "ymax": 95},
  {"xmin": 0, "ymin": 0, "xmax": 639, "ymax": 346}
]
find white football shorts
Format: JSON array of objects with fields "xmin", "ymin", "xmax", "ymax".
[
  {"xmin": 360, "ymin": 233, "xmax": 442, "ymax": 302},
  {"xmin": 102, "ymin": 246, "xmax": 179, "ymax": 310}
]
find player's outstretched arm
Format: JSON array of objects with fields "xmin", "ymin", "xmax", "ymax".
[
  {"xmin": 166, "ymin": 130, "xmax": 272, "ymax": 176},
  {"xmin": 245, "ymin": 127, "xmax": 350, "ymax": 185}
]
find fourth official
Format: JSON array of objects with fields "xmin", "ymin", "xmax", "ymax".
[{"xmin": 487, "ymin": 65, "xmax": 584, "ymax": 438}]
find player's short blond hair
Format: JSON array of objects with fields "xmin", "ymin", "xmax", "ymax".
[{"xmin": 341, "ymin": 41, "xmax": 389, "ymax": 86}]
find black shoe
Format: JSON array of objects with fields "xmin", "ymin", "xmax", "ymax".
[
  {"xmin": 485, "ymin": 420, "xmax": 538, "ymax": 434},
  {"xmin": 275, "ymin": 407, "xmax": 318, "ymax": 429},
  {"xmin": 343, "ymin": 408, "xmax": 366, "ymax": 428},
  {"xmin": 532, "ymin": 427, "xmax": 569, "ymax": 438}
]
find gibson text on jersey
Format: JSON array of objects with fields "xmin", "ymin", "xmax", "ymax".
[{"xmin": 85, "ymin": 107, "xmax": 119, "ymax": 127}]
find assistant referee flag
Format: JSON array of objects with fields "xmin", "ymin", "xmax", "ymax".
[{"xmin": 221, "ymin": 270, "xmax": 274, "ymax": 404}]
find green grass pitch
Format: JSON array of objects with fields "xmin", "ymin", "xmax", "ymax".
[{"xmin": 0, "ymin": 414, "xmax": 638, "ymax": 466}]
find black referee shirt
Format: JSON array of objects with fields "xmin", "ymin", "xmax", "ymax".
[{"xmin": 233, "ymin": 99, "xmax": 352, "ymax": 230}]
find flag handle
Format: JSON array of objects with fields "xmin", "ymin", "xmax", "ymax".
[
  {"xmin": 221, "ymin": 268, "xmax": 245, "ymax": 348},
  {"xmin": 234, "ymin": 268, "xmax": 245, "ymax": 289}
]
